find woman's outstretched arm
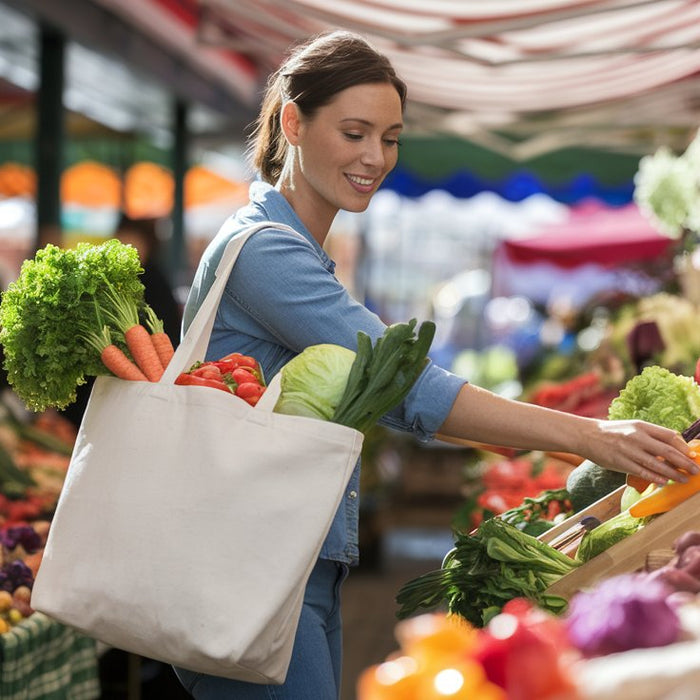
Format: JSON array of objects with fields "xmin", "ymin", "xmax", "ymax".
[{"xmin": 438, "ymin": 382, "xmax": 699, "ymax": 486}]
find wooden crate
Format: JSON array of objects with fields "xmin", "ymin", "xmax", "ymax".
[{"xmin": 539, "ymin": 487, "xmax": 700, "ymax": 599}]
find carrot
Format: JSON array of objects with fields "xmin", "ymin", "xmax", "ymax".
[
  {"xmin": 103, "ymin": 287, "xmax": 164, "ymax": 381},
  {"xmin": 102, "ymin": 342, "xmax": 149, "ymax": 381},
  {"xmin": 85, "ymin": 326, "xmax": 147, "ymax": 381},
  {"xmin": 124, "ymin": 324, "xmax": 164, "ymax": 382},
  {"xmin": 144, "ymin": 305, "xmax": 175, "ymax": 369}
]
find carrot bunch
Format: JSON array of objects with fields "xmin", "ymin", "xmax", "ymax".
[{"xmin": 86, "ymin": 301, "xmax": 176, "ymax": 383}]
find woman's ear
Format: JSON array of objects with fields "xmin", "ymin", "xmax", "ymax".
[{"xmin": 279, "ymin": 101, "xmax": 302, "ymax": 146}]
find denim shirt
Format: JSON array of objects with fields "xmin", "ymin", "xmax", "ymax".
[{"xmin": 183, "ymin": 181, "xmax": 467, "ymax": 565}]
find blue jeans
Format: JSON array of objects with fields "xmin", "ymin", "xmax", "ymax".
[{"xmin": 173, "ymin": 559, "xmax": 349, "ymax": 699}]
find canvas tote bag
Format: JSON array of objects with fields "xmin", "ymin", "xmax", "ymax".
[{"xmin": 31, "ymin": 222, "xmax": 364, "ymax": 684}]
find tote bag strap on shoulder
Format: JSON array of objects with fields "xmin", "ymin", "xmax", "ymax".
[{"xmin": 161, "ymin": 222, "xmax": 298, "ymax": 383}]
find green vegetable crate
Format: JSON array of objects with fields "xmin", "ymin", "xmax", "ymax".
[{"xmin": 538, "ymin": 486, "xmax": 700, "ymax": 598}]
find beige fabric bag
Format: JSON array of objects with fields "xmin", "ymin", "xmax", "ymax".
[{"xmin": 31, "ymin": 223, "xmax": 363, "ymax": 684}]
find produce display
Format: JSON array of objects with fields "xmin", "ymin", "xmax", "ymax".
[
  {"xmin": 388, "ymin": 348, "xmax": 700, "ymax": 699},
  {"xmin": 0, "ymin": 403, "xmax": 75, "ymax": 635},
  {"xmin": 460, "ymin": 453, "xmax": 573, "ymax": 533},
  {"xmin": 361, "ymin": 532, "xmax": 700, "ymax": 699}
]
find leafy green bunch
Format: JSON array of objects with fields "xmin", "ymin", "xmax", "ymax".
[
  {"xmin": 607, "ymin": 365, "xmax": 700, "ymax": 432},
  {"xmin": 0, "ymin": 240, "xmax": 145, "ymax": 412},
  {"xmin": 396, "ymin": 517, "xmax": 580, "ymax": 627}
]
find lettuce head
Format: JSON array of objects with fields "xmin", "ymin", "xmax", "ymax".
[
  {"xmin": 607, "ymin": 365, "xmax": 700, "ymax": 432},
  {"xmin": 274, "ymin": 344, "xmax": 356, "ymax": 421}
]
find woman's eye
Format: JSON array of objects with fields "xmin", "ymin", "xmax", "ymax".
[
  {"xmin": 384, "ymin": 138, "xmax": 401, "ymax": 147},
  {"xmin": 344, "ymin": 133, "xmax": 363, "ymax": 141}
]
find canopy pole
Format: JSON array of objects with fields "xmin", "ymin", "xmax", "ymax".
[
  {"xmin": 169, "ymin": 97, "xmax": 189, "ymax": 286},
  {"xmin": 34, "ymin": 22, "xmax": 65, "ymax": 251}
]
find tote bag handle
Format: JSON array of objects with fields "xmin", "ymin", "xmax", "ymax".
[{"xmin": 161, "ymin": 222, "xmax": 297, "ymax": 384}]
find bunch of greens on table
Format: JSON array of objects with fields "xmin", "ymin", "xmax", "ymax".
[
  {"xmin": 274, "ymin": 318, "xmax": 435, "ymax": 434},
  {"xmin": 498, "ymin": 488, "xmax": 573, "ymax": 536},
  {"xmin": 396, "ymin": 517, "xmax": 580, "ymax": 627},
  {"xmin": 0, "ymin": 241, "xmax": 146, "ymax": 411}
]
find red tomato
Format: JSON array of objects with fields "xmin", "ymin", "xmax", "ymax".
[
  {"xmin": 175, "ymin": 373, "xmax": 232, "ymax": 394},
  {"xmin": 190, "ymin": 364, "xmax": 223, "ymax": 380},
  {"xmin": 219, "ymin": 352, "xmax": 259, "ymax": 369},
  {"xmin": 231, "ymin": 367, "xmax": 260, "ymax": 386},
  {"xmin": 235, "ymin": 382, "xmax": 265, "ymax": 401}
]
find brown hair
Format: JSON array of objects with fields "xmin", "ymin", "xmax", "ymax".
[{"xmin": 249, "ymin": 31, "xmax": 407, "ymax": 185}]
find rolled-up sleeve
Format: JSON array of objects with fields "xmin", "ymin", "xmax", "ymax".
[{"xmin": 222, "ymin": 225, "xmax": 468, "ymax": 441}]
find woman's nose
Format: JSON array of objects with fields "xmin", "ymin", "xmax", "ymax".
[{"xmin": 360, "ymin": 139, "xmax": 385, "ymax": 169}]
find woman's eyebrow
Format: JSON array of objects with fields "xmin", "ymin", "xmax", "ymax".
[{"xmin": 339, "ymin": 118, "xmax": 403, "ymax": 130}]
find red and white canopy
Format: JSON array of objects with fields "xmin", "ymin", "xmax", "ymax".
[{"xmin": 92, "ymin": 0, "xmax": 700, "ymax": 157}]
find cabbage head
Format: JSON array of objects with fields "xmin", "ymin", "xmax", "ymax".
[
  {"xmin": 274, "ymin": 344, "xmax": 356, "ymax": 421},
  {"xmin": 607, "ymin": 365, "xmax": 700, "ymax": 432}
]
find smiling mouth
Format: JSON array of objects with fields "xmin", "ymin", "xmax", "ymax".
[{"xmin": 346, "ymin": 174, "xmax": 376, "ymax": 189}]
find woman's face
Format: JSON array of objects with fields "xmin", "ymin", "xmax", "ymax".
[{"xmin": 284, "ymin": 82, "xmax": 403, "ymax": 223}]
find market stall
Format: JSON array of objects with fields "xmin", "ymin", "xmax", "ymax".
[{"xmin": 491, "ymin": 200, "xmax": 676, "ymax": 308}]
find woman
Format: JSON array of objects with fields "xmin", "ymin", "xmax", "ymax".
[{"xmin": 174, "ymin": 30, "xmax": 697, "ymax": 699}]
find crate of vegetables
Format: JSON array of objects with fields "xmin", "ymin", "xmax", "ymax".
[{"xmin": 540, "ymin": 484, "xmax": 700, "ymax": 599}]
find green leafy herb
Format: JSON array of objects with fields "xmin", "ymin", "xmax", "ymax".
[
  {"xmin": 396, "ymin": 517, "xmax": 580, "ymax": 627},
  {"xmin": 0, "ymin": 241, "xmax": 145, "ymax": 411}
]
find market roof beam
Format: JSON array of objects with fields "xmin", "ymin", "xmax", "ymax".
[{"xmin": 3, "ymin": 0, "xmax": 253, "ymax": 123}]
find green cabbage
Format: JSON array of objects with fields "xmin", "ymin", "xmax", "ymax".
[
  {"xmin": 273, "ymin": 344, "xmax": 356, "ymax": 421},
  {"xmin": 607, "ymin": 365, "xmax": 700, "ymax": 432}
]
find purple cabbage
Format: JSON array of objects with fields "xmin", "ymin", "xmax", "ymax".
[{"xmin": 564, "ymin": 573, "xmax": 681, "ymax": 657}]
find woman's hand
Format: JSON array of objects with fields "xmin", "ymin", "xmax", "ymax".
[{"xmin": 578, "ymin": 419, "xmax": 698, "ymax": 486}]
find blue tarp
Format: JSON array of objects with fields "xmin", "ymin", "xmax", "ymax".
[{"xmin": 381, "ymin": 165, "xmax": 634, "ymax": 205}]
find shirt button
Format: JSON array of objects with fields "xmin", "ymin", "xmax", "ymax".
[{"xmin": 348, "ymin": 490, "xmax": 358, "ymax": 499}]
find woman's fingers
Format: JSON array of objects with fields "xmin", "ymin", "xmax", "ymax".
[{"xmin": 595, "ymin": 420, "xmax": 699, "ymax": 485}]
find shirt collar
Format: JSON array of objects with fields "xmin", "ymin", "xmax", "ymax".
[{"xmin": 249, "ymin": 180, "xmax": 334, "ymax": 270}]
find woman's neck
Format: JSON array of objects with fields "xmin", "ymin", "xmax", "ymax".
[{"xmin": 276, "ymin": 180, "xmax": 335, "ymax": 248}]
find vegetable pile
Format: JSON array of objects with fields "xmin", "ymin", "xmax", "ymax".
[
  {"xmin": 395, "ymin": 517, "xmax": 580, "ymax": 627},
  {"xmin": 462, "ymin": 453, "xmax": 573, "ymax": 534},
  {"xmin": 175, "ymin": 352, "xmax": 266, "ymax": 407},
  {"xmin": 358, "ymin": 602, "xmax": 580, "ymax": 700},
  {"xmin": 0, "ymin": 241, "xmax": 175, "ymax": 411},
  {"xmin": 274, "ymin": 318, "xmax": 436, "ymax": 434}
]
